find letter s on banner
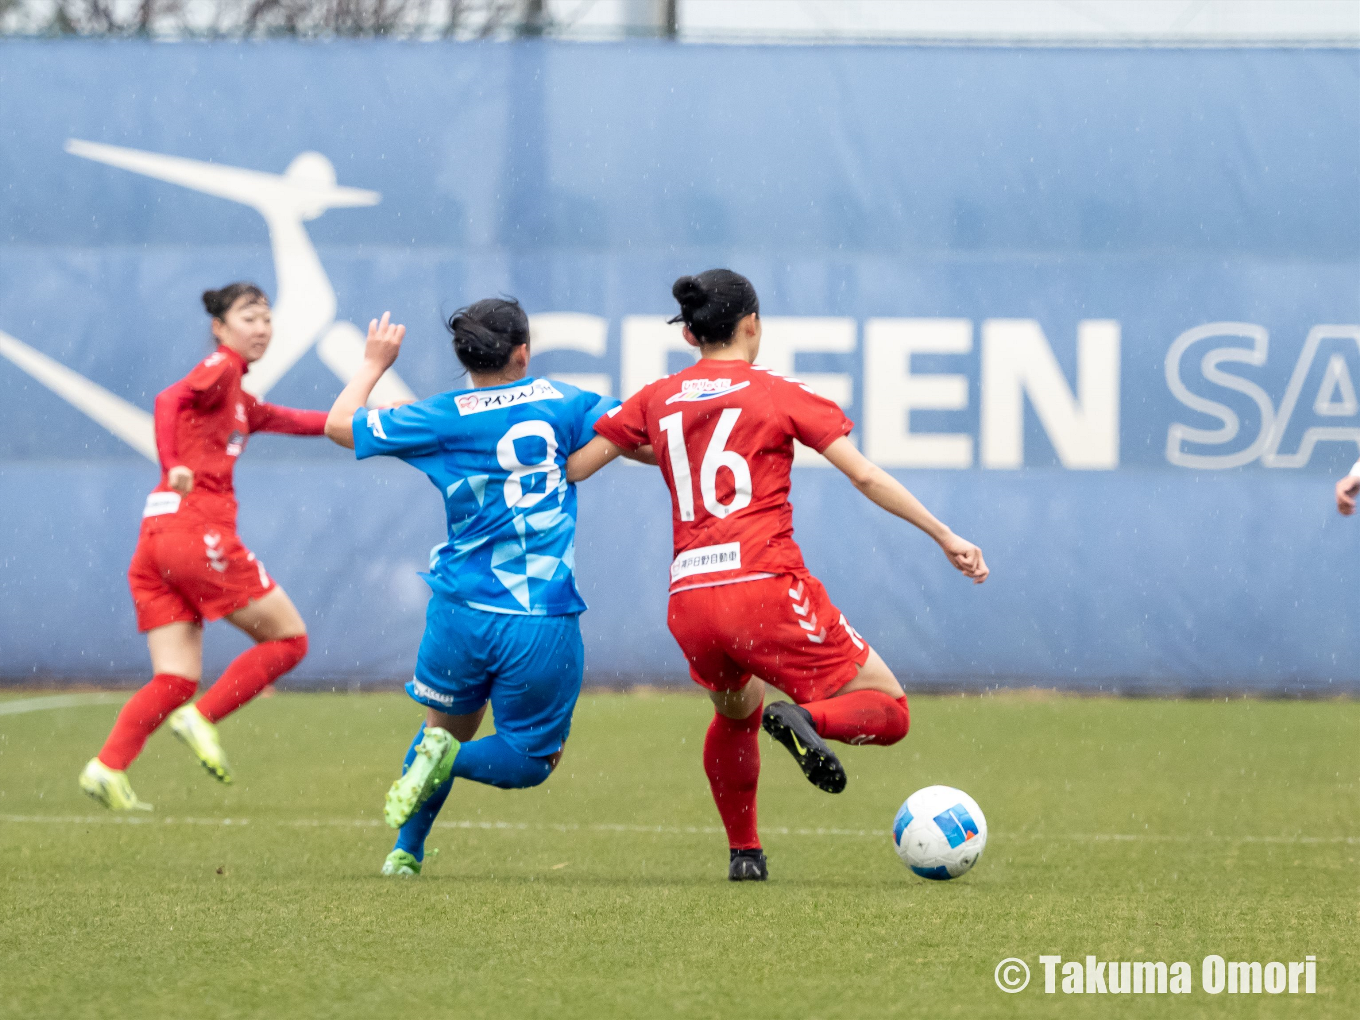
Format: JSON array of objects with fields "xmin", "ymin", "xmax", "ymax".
[{"xmin": 1165, "ymin": 323, "xmax": 1275, "ymax": 469}]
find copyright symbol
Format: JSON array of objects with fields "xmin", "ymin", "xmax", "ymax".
[{"xmin": 994, "ymin": 957, "xmax": 1030, "ymax": 993}]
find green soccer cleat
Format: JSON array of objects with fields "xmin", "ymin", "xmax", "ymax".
[
  {"xmin": 381, "ymin": 850, "xmax": 421, "ymax": 876},
  {"xmin": 381, "ymin": 848, "xmax": 437, "ymax": 877},
  {"xmin": 384, "ymin": 727, "xmax": 458, "ymax": 829},
  {"xmin": 168, "ymin": 704, "xmax": 232, "ymax": 783},
  {"xmin": 78, "ymin": 757, "xmax": 153, "ymax": 812}
]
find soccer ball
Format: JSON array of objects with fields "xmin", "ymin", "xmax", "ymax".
[{"xmin": 893, "ymin": 785, "xmax": 987, "ymax": 880}]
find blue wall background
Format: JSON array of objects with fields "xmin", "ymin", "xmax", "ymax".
[{"xmin": 1, "ymin": 41, "xmax": 1358, "ymax": 692}]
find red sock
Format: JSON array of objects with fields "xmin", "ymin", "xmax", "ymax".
[
  {"xmin": 804, "ymin": 691, "xmax": 910, "ymax": 746},
  {"xmin": 97, "ymin": 673, "xmax": 198, "ymax": 770},
  {"xmin": 704, "ymin": 706, "xmax": 762, "ymax": 850},
  {"xmin": 195, "ymin": 635, "xmax": 307, "ymax": 723}
]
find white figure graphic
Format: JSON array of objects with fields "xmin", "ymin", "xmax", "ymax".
[{"xmin": 0, "ymin": 139, "xmax": 414, "ymax": 462}]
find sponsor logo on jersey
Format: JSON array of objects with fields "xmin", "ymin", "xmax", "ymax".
[
  {"xmin": 410, "ymin": 678, "xmax": 458, "ymax": 707},
  {"xmin": 366, "ymin": 408, "xmax": 387, "ymax": 439},
  {"xmin": 664, "ymin": 378, "xmax": 751, "ymax": 404},
  {"xmin": 142, "ymin": 491, "xmax": 182, "ymax": 518},
  {"xmin": 671, "ymin": 541, "xmax": 741, "ymax": 581},
  {"xmin": 225, "ymin": 430, "xmax": 246, "ymax": 457},
  {"xmin": 456, "ymin": 379, "xmax": 564, "ymax": 416}
]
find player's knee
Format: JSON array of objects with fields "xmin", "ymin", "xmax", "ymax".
[
  {"xmin": 274, "ymin": 633, "xmax": 308, "ymax": 668},
  {"xmin": 883, "ymin": 695, "xmax": 910, "ymax": 745},
  {"xmin": 488, "ymin": 752, "xmax": 554, "ymax": 790}
]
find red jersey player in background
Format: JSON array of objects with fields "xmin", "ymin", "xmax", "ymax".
[
  {"xmin": 569, "ymin": 269, "xmax": 988, "ymax": 881},
  {"xmin": 79, "ymin": 283, "xmax": 328, "ymax": 810}
]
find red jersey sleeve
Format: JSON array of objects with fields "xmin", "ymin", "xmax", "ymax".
[
  {"xmin": 592, "ymin": 385, "xmax": 653, "ymax": 451},
  {"xmin": 153, "ymin": 382, "xmax": 195, "ymax": 470},
  {"xmin": 243, "ymin": 395, "xmax": 327, "ymax": 436},
  {"xmin": 772, "ymin": 375, "xmax": 854, "ymax": 453}
]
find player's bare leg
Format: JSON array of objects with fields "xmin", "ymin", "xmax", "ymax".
[
  {"xmin": 171, "ymin": 588, "xmax": 310, "ymax": 783},
  {"xmin": 146, "ymin": 620, "xmax": 205, "ymax": 681},
  {"xmin": 834, "ymin": 648, "xmax": 905, "ymax": 699}
]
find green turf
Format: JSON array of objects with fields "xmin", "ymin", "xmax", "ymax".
[{"xmin": 0, "ymin": 690, "xmax": 1355, "ymax": 1019}]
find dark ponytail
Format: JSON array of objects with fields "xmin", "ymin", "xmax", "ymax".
[
  {"xmin": 446, "ymin": 297, "xmax": 530, "ymax": 373},
  {"xmin": 668, "ymin": 269, "xmax": 759, "ymax": 345},
  {"xmin": 202, "ymin": 282, "xmax": 267, "ymax": 320}
]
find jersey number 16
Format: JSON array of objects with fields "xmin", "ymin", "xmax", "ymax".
[{"xmin": 658, "ymin": 408, "xmax": 753, "ymax": 522}]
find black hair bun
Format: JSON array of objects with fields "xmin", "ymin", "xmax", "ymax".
[
  {"xmin": 202, "ymin": 282, "xmax": 267, "ymax": 320},
  {"xmin": 668, "ymin": 269, "xmax": 759, "ymax": 344},
  {"xmin": 672, "ymin": 275, "xmax": 707, "ymax": 312},
  {"xmin": 446, "ymin": 297, "xmax": 530, "ymax": 374}
]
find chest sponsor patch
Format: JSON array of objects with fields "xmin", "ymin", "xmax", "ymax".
[
  {"xmin": 664, "ymin": 378, "xmax": 751, "ymax": 404},
  {"xmin": 143, "ymin": 491, "xmax": 182, "ymax": 518},
  {"xmin": 671, "ymin": 542, "xmax": 742, "ymax": 582},
  {"xmin": 456, "ymin": 379, "xmax": 564, "ymax": 416}
]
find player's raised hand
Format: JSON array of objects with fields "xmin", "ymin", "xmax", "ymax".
[
  {"xmin": 364, "ymin": 311, "xmax": 405, "ymax": 370},
  {"xmin": 940, "ymin": 533, "xmax": 989, "ymax": 583},
  {"xmin": 167, "ymin": 465, "xmax": 194, "ymax": 495},
  {"xmin": 1337, "ymin": 474, "xmax": 1360, "ymax": 515}
]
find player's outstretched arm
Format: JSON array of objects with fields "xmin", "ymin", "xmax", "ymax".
[
  {"xmin": 566, "ymin": 435, "xmax": 627, "ymax": 482},
  {"xmin": 565, "ymin": 436, "xmax": 657, "ymax": 481},
  {"xmin": 324, "ymin": 312, "xmax": 405, "ymax": 450},
  {"xmin": 821, "ymin": 436, "xmax": 989, "ymax": 584},
  {"xmin": 1337, "ymin": 468, "xmax": 1360, "ymax": 515}
]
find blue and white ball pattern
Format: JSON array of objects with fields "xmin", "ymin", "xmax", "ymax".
[{"xmin": 893, "ymin": 785, "xmax": 987, "ymax": 880}]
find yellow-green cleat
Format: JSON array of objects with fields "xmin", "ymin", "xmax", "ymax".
[
  {"xmin": 78, "ymin": 757, "xmax": 153, "ymax": 812},
  {"xmin": 168, "ymin": 704, "xmax": 232, "ymax": 783},
  {"xmin": 381, "ymin": 849, "xmax": 429, "ymax": 876},
  {"xmin": 384, "ymin": 727, "xmax": 458, "ymax": 829}
]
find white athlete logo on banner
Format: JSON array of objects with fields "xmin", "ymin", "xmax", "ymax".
[{"xmin": 0, "ymin": 139, "xmax": 413, "ymax": 462}]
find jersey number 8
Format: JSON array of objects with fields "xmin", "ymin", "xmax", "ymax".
[
  {"xmin": 497, "ymin": 420, "xmax": 560, "ymax": 509},
  {"xmin": 658, "ymin": 408, "xmax": 753, "ymax": 522}
]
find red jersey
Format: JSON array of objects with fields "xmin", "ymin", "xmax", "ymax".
[
  {"xmin": 594, "ymin": 359, "xmax": 852, "ymax": 593},
  {"xmin": 141, "ymin": 345, "xmax": 326, "ymax": 534}
]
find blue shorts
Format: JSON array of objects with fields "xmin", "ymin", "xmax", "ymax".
[{"xmin": 408, "ymin": 596, "xmax": 584, "ymax": 759}]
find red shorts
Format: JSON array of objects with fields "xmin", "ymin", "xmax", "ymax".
[
  {"xmin": 667, "ymin": 573, "xmax": 871, "ymax": 704},
  {"xmin": 128, "ymin": 526, "xmax": 275, "ymax": 632}
]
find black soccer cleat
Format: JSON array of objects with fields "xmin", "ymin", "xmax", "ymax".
[
  {"xmin": 761, "ymin": 701, "xmax": 847, "ymax": 794},
  {"xmin": 728, "ymin": 848, "xmax": 768, "ymax": 882}
]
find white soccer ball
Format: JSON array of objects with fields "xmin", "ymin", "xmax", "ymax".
[{"xmin": 893, "ymin": 785, "xmax": 987, "ymax": 880}]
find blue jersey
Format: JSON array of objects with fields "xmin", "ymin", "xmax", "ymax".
[{"xmin": 353, "ymin": 377, "xmax": 617, "ymax": 616}]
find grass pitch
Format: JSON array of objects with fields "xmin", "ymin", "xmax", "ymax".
[{"xmin": 0, "ymin": 689, "xmax": 1355, "ymax": 1019}]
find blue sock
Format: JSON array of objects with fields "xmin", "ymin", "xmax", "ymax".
[
  {"xmin": 393, "ymin": 724, "xmax": 453, "ymax": 863},
  {"xmin": 452, "ymin": 733, "xmax": 553, "ymax": 790}
]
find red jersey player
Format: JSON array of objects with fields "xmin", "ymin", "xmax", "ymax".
[
  {"xmin": 79, "ymin": 283, "xmax": 328, "ymax": 811},
  {"xmin": 569, "ymin": 269, "xmax": 988, "ymax": 881}
]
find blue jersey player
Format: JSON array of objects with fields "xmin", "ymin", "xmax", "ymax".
[{"xmin": 325, "ymin": 302, "xmax": 646, "ymax": 875}]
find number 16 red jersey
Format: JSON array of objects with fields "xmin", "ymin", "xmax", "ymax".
[{"xmin": 593, "ymin": 359, "xmax": 852, "ymax": 593}]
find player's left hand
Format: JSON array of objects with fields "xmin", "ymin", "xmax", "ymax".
[
  {"xmin": 364, "ymin": 311, "xmax": 406, "ymax": 370},
  {"xmin": 1336, "ymin": 474, "xmax": 1360, "ymax": 515},
  {"xmin": 940, "ymin": 532, "xmax": 989, "ymax": 583}
]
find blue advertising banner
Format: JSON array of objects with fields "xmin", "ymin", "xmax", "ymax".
[{"xmin": 1, "ymin": 40, "xmax": 1358, "ymax": 690}]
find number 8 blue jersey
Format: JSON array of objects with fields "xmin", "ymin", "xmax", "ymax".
[{"xmin": 353, "ymin": 378, "xmax": 619, "ymax": 616}]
